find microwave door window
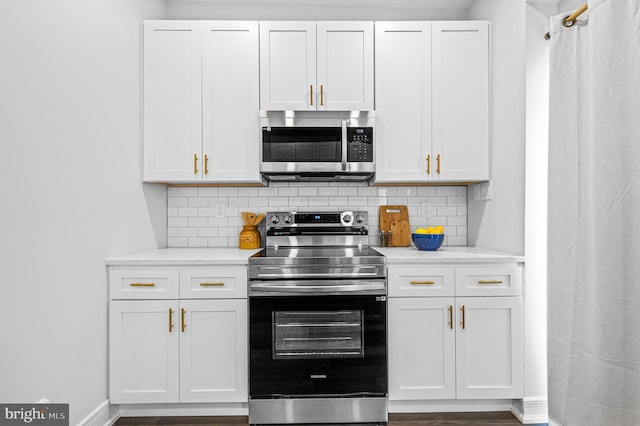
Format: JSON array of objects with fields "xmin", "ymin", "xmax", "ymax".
[{"xmin": 263, "ymin": 127, "xmax": 341, "ymax": 162}]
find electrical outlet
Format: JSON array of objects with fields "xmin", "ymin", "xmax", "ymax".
[
  {"xmin": 213, "ymin": 202, "xmax": 226, "ymax": 218},
  {"xmin": 420, "ymin": 201, "xmax": 433, "ymax": 218}
]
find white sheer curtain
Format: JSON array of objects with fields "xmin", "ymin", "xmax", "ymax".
[{"xmin": 547, "ymin": 1, "xmax": 640, "ymax": 425}]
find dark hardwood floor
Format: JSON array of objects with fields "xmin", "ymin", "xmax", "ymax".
[{"xmin": 114, "ymin": 412, "xmax": 525, "ymax": 425}]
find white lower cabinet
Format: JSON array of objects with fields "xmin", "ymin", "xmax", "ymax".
[
  {"xmin": 180, "ymin": 299, "xmax": 247, "ymax": 403},
  {"xmin": 110, "ymin": 300, "xmax": 180, "ymax": 404},
  {"xmin": 454, "ymin": 297, "xmax": 523, "ymax": 399},
  {"xmin": 108, "ymin": 268, "xmax": 248, "ymax": 405},
  {"xmin": 388, "ymin": 264, "xmax": 523, "ymax": 402},
  {"xmin": 388, "ymin": 297, "xmax": 456, "ymax": 400}
]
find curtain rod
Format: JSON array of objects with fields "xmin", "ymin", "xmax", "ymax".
[{"xmin": 544, "ymin": 3, "xmax": 589, "ymax": 40}]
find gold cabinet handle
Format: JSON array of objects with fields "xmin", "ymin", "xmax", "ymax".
[
  {"xmin": 448, "ymin": 305, "xmax": 453, "ymax": 330},
  {"xmin": 436, "ymin": 153, "xmax": 441, "ymax": 174},
  {"xmin": 310, "ymin": 84, "xmax": 314, "ymax": 106},
  {"xmin": 130, "ymin": 282, "xmax": 156, "ymax": 287},
  {"xmin": 181, "ymin": 308, "xmax": 186, "ymax": 333},
  {"xmin": 320, "ymin": 85, "xmax": 324, "ymax": 106},
  {"xmin": 426, "ymin": 154, "xmax": 431, "ymax": 174},
  {"xmin": 410, "ymin": 280, "xmax": 435, "ymax": 285},
  {"xmin": 460, "ymin": 305, "xmax": 465, "ymax": 330},
  {"xmin": 204, "ymin": 154, "xmax": 209, "ymax": 175},
  {"xmin": 169, "ymin": 308, "xmax": 174, "ymax": 333},
  {"xmin": 193, "ymin": 153, "xmax": 198, "ymax": 174},
  {"xmin": 200, "ymin": 282, "xmax": 225, "ymax": 287},
  {"xmin": 478, "ymin": 280, "xmax": 504, "ymax": 284}
]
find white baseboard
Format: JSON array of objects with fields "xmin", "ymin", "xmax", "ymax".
[
  {"xmin": 117, "ymin": 402, "xmax": 248, "ymax": 418},
  {"xmin": 78, "ymin": 400, "xmax": 119, "ymax": 426},
  {"xmin": 389, "ymin": 399, "xmax": 514, "ymax": 413},
  {"xmin": 511, "ymin": 397, "xmax": 549, "ymax": 424}
]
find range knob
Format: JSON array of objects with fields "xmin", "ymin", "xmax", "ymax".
[
  {"xmin": 270, "ymin": 215, "xmax": 280, "ymax": 224},
  {"xmin": 283, "ymin": 214, "xmax": 293, "ymax": 224},
  {"xmin": 355, "ymin": 214, "xmax": 366, "ymax": 224},
  {"xmin": 342, "ymin": 214, "xmax": 352, "ymax": 224}
]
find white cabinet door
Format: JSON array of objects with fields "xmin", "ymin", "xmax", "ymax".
[
  {"xmin": 202, "ymin": 21, "xmax": 260, "ymax": 183},
  {"xmin": 109, "ymin": 300, "xmax": 179, "ymax": 404},
  {"xmin": 455, "ymin": 297, "xmax": 523, "ymax": 399},
  {"xmin": 316, "ymin": 22, "xmax": 374, "ymax": 111},
  {"xmin": 374, "ymin": 22, "xmax": 432, "ymax": 182},
  {"xmin": 259, "ymin": 21, "xmax": 316, "ymax": 111},
  {"xmin": 179, "ymin": 299, "xmax": 248, "ymax": 403},
  {"xmin": 388, "ymin": 297, "xmax": 455, "ymax": 400},
  {"xmin": 143, "ymin": 21, "xmax": 202, "ymax": 182},
  {"xmin": 432, "ymin": 21, "xmax": 489, "ymax": 182}
]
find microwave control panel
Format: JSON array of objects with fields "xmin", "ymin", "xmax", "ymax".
[{"xmin": 347, "ymin": 127, "xmax": 374, "ymax": 162}]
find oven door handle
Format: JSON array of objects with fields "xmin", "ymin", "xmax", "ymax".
[
  {"xmin": 249, "ymin": 279, "xmax": 386, "ymax": 295},
  {"xmin": 250, "ymin": 265, "xmax": 384, "ymax": 279}
]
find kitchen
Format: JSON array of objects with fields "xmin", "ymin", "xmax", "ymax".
[{"xmin": 0, "ymin": 0, "xmax": 553, "ymax": 425}]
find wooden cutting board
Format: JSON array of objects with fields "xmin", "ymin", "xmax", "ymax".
[
  {"xmin": 379, "ymin": 205, "xmax": 411, "ymax": 247},
  {"xmin": 390, "ymin": 220, "xmax": 411, "ymax": 247}
]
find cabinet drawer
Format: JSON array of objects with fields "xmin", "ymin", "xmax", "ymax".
[
  {"xmin": 388, "ymin": 267, "xmax": 455, "ymax": 297},
  {"xmin": 455, "ymin": 265, "xmax": 522, "ymax": 296},
  {"xmin": 180, "ymin": 267, "xmax": 247, "ymax": 299},
  {"xmin": 110, "ymin": 269, "xmax": 179, "ymax": 300}
]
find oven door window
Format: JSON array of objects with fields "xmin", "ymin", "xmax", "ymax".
[{"xmin": 273, "ymin": 310, "xmax": 364, "ymax": 359}]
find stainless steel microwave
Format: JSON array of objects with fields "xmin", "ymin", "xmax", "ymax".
[{"xmin": 260, "ymin": 111, "xmax": 375, "ymax": 182}]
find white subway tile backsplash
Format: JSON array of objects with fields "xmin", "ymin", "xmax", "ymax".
[
  {"xmin": 437, "ymin": 206, "xmax": 457, "ymax": 217},
  {"xmin": 318, "ymin": 187, "xmax": 338, "ymax": 197},
  {"xmin": 298, "ymin": 187, "xmax": 318, "ymax": 197},
  {"xmin": 436, "ymin": 186, "xmax": 459, "ymax": 197},
  {"xmin": 218, "ymin": 187, "xmax": 239, "ymax": 197},
  {"xmin": 188, "ymin": 217, "xmax": 208, "ymax": 227},
  {"xmin": 269, "ymin": 197, "xmax": 290, "ymax": 207},
  {"xmin": 167, "ymin": 183, "xmax": 468, "ymax": 248},
  {"xmin": 177, "ymin": 187, "xmax": 198, "ymax": 197},
  {"xmin": 278, "ymin": 187, "xmax": 298, "ymax": 197}
]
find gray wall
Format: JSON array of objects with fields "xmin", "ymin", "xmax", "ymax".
[{"xmin": 0, "ymin": 1, "xmax": 166, "ymax": 423}]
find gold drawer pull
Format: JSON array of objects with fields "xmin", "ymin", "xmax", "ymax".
[
  {"xmin": 181, "ymin": 308, "xmax": 186, "ymax": 333},
  {"xmin": 200, "ymin": 282, "xmax": 224, "ymax": 287},
  {"xmin": 478, "ymin": 280, "xmax": 503, "ymax": 284},
  {"xmin": 410, "ymin": 280, "xmax": 435, "ymax": 285},
  {"xmin": 130, "ymin": 282, "xmax": 156, "ymax": 287},
  {"xmin": 169, "ymin": 308, "xmax": 174, "ymax": 332}
]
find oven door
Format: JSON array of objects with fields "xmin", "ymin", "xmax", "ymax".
[{"xmin": 249, "ymin": 295, "xmax": 387, "ymax": 399}]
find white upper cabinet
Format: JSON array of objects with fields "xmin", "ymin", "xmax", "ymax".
[
  {"xmin": 260, "ymin": 21, "xmax": 374, "ymax": 111},
  {"xmin": 374, "ymin": 22, "xmax": 432, "ymax": 182},
  {"xmin": 316, "ymin": 22, "xmax": 374, "ymax": 111},
  {"xmin": 374, "ymin": 21, "xmax": 489, "ymax": 184},
  {"xmin": 432, "ymin": 21, "xmax": 489, "ymax": 182},
  {"xmin": 143, "ymin": 21, "xmax": 261, "ymax": 183},
  {"xmin": 201, "ymin": 21, "xmax": 260, "ymax": 183},
  {"xmin": 143, "ymin": 21, "xmax": 202, "ymax": 182}
]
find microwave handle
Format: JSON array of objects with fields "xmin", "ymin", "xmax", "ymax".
[{"xmin": 341, "ymin": 120, "xmax": 348, "ymax": 171}]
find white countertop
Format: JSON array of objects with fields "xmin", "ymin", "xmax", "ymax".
[
  {"xmin": 106, "ymin": 247, "xmax": 261, "ymax": 266},
  {"xmin": 106, "ymin": 246, "xmax": 523, "ymax": 266},
  {"xmin": 374, "ymin": 246, "xmax": 524, "ymax": 263}
]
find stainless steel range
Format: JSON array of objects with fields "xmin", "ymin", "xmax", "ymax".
[{"xmin": 248, "ymin": 211, "xmax": 387, "ymax": 425}]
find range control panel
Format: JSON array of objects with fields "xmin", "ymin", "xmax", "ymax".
[
  {"xmin": 347, "ymin": 127, "xmax": 373, "ymax": 162},
  {"xmin": 266, "ymin": 211, "xmax": 368, "ymax": 228}
]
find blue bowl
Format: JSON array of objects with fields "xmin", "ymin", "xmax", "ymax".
[{"xmin": 412, "ymin": 233, "xmax": 445, "ymax": 251}]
